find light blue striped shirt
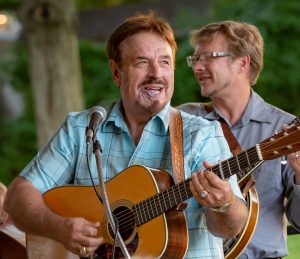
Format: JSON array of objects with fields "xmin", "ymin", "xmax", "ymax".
[{"xmin": 21, "ymin": 100, "xmax": 243, "ymax": 258}]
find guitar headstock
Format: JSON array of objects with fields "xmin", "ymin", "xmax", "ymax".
[{"xmin": 259, "ymin": 123, "xmax": 300, "ymax": 160}]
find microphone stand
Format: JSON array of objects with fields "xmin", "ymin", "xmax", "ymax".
[{"xmin": 93, "ymin": 140, "xmax": 131, "ymax": 259}]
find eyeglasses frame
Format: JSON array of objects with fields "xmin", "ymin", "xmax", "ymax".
[{"xmin": 186, "ymin": 52, "xmax": 234, "ymax": 67}]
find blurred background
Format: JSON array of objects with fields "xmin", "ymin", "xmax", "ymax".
[{"xmin": 0, "ymin": 0, "xmax": 300, "ymax": 257}]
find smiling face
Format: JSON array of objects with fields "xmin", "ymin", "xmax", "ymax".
[
  {"xmin": 192, "ymin": 33, "xmax": 237, "ymax": 98},
  {"xmin": 110, "ymin": 31, "xmax": 174, "ymax": 119}
]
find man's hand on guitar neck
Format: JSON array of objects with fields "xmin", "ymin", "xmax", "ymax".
[{"xmin": 189, "ymin": 161, "xmax": 248, "ymax": 239}]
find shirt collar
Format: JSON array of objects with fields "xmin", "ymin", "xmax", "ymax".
[
  {"xmin": 241, "ymin": 89, "xmax": 273, "ymax": 124},
  {"xmin": 101, "ymin": 100, "xmax": 170, "ymax": 133},
  {"xmin": 204, "ymin": 89, "xmax": 273, "ymax": 127}
]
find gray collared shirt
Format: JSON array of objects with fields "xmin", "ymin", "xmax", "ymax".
[{"xmin": 178, "ymin": 90, "xmax": 300, "ymax": 258}]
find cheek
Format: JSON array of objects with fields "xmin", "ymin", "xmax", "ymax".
[
  {"xmin": 126, "ymin": 69, "xmax": 144, "ymax": 85},
  {"xmin": 169, "ymin": 78, "xmax": 174, "ymax": 92},
  {"xmin": 120, "ymin": 77, "xmax": 138, "ymax": 98}
]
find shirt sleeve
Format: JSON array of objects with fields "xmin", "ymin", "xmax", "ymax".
[{"xmin": 19, "ymin": 114, "xmax": 82, "ymax": 193}]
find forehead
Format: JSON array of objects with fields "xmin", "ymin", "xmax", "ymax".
[
  {"xmin": 195, "ymin": 33, "xmax": 229, "ymax": 53},
  {"xmin": 119, "ymin": 31, "xmax": 173, "ymax": 58}
]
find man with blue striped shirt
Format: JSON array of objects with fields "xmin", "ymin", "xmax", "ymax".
[{"xmin": 5, "ymin": 13, "xmax": 247, "ymax": 258}]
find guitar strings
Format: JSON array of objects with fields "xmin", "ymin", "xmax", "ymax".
[
  {"xmin": 105, "ymin": 127, "xmax": 300, "ymax": 235},
  {"xmin": 107, "ymin": 147, "xmax": 292, "ymax": 235},
  {"xmin": 106, "ymin": 145, "xmax": 287, "ymax": 234}
]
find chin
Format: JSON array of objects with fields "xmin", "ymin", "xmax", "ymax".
[{"xmin": 146, "ymin": 103, "xmax": 165, "ymax": 115}]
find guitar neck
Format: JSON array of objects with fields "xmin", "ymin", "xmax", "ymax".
[{"xmin": 134, "ymin": 145, "xmax": 262, "ymax": 226}]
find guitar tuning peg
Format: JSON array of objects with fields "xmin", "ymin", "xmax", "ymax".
[{"xmin": 281, "ymin": 156, "xmax": 287, "ymax": 165}]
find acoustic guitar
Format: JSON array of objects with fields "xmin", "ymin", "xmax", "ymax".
[{"xmin": 25, "ymin": 122, "xmax": 300, "ymax": 259}]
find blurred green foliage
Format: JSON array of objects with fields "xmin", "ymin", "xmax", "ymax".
[
  {"xmin": 76, "ymin": 0, "xmax": 159, "ymax": 10},
  {"xmin": 0, "ymin": 45, "xmax": 36, "ymax": 185},
  {"xmin": 1, "ymin": 0, "xmax": 300, "ymax": 184},
  {"xmin": 80, "ymin": 40, "xmax": 119, "ymax": 107},
  {"xmin": 0, "ymin": 0, "xmax": 20, "ymax": 10}
]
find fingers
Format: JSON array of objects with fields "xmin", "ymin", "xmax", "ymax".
[
  {"xmin": 189, "ymin": 171, "xmax": 210, "ymax": 206},
  {"xmin": 78, "ymin": 235, "xmax": 103, "ymax": 257},
  {"xmin": 78, "ymin": 220, "xmax": 103, "ymax": 256},
  {"xmin": 287, "ymin": 152, "xmax": 300, "ymax": 175},
  {"xmin": 189, "ymin": 166, "xmax": 233, "ymax": 208},
  {"xmin": 82, "ymin": 220, "xmax": 101, "ymax": 237},
  {"xmin": 288, "ymin": 151, "xmax": 300, "ymax": 160},
  {"xmin": 62, "ymin": 217, "xmax": 104, "ymax": 256},
  {"xmin": 203, "ymin": 160, "xmax": 213, "ymax": 169},
  {"xmin": 191, "ymin": 168, "xmax": 223, "ymax": 192}
]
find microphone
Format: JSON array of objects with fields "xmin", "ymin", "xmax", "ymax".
[{"xmin": 86, "ymin": 106, "xmax": 107, "ymax": 144}]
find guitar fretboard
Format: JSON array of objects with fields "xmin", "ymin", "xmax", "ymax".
[{"xmin": 133, "ymin": 146, "xmax": 261, "ymax": 226}]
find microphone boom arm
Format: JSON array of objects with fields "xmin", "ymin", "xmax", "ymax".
[{"xmin": 93, "ymin": 140, "xmax": 131, "ymax": 259}]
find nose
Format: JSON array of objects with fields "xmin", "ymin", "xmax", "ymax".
[
  {"xmin": 192, "ymin": 60, "xmax": 206, "ymax": 72},
  {"xmin": 148, "ymin": 62, "xmax": 161, "ymax": 77}
]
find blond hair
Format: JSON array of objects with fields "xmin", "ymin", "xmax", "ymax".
[{"xmin": 190, "ymin": 21, "xmax": 264, "ymax": 85}]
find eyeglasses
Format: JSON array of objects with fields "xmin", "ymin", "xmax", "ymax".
[{"xmin": 186, "ymin": 52, "xmax": 233, "ymax": 67}]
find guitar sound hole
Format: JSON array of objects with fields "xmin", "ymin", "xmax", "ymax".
[
  {"xmin": 109, "ymin": 206, "xmax": 135, "ymax": 241},
  {"xmin": 93, "ymin": 205, "xmax": 138, "ymax": 259}
]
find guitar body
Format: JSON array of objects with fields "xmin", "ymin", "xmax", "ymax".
[
  {"xmin": 224, "ymin": 186, "xmax": 259, "ymax": 259},
  {"xmin": 0, "ymin": 223, "xmax": 27, "ymax": 259},
  {"xmin": 26, "ymin": 165, "xmax": 188, "ymax": 258}
]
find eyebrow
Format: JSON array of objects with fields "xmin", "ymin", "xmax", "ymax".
[{"xmin": 136, "ymin": 54, "xmax": 172, "ymax": 59}]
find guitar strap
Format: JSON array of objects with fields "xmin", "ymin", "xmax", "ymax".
[
  {"xmin": 169, "ymin": 107, "xmax": 185, "ymax": 183},
  {"xmin": 169, "ymin": 108, "xmax": 188, "ymax": 211},
  {"xmin": 204, "ymin": 103, "xmax": 255, "ymax": 196}
]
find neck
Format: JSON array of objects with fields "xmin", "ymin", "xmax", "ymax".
[
  {"xmin": 123, "ymin": 110, "xmax": 152, "ymax": 145},
  {"xmin": 128, "ymin": 122, "xmax": 147, "ymax": 145},
  {"xmin": 212, "ymin": 87, "xmax": 251, "ymax": 126}
]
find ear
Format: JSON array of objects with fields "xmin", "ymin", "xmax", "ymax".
[
  {"xmin": 238, "ymin": 55, "xmax": 251, "ymax": 74},
  {"xmin": 109, "ymin": 59, "xmax": 121, "ymax": 87}
]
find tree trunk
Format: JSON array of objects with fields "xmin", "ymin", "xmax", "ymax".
[{"xmin": 19, "ymin": 0, "xmax": 84, "ymax": 148}]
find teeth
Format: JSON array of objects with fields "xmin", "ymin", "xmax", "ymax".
[
  {"xmin": 199, "ymin": 77, "xmax": 209, "ymax": 81},
  {"xmin": 145, "ymin": 88, "xmax": 161, "ymax": 92},
  {"xmin": 146, "ymin": 87, "xmax": 161, "ymax": 90}
]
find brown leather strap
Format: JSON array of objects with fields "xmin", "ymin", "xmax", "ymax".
[
  {"xmin": 203, "ymin": 103, "xmax": 242, "ymax": 154},
  {"xmin": 219, "ymin": 118, "xmax": 242, "ymax": 154},
  {"xmin": 169, "ymin": 107, "xmax": 184, "ymax": 184},
  {"xmin": 203, "ymin": 103, "xmax": 255, "ymax": 193}
]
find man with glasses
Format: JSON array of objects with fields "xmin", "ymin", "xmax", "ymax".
[{"xmin": 178, "ymin": 20, "xmax": 300, "ymax": 259}]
